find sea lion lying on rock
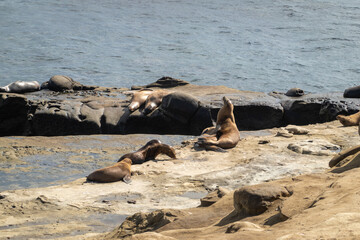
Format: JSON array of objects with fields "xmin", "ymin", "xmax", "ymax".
[
  {"xmin": 196, "ymin": 96, "xmax": 240, "ymax": 151},
  {"xmin": 118, "ymin": 139, "xmax": 176, "ymax": 164},
  {"xmin": 344, "ymin": 85, "xmax": 360, "ymax": 98},
  {"xmin": 0, "ymin": 81, "xmax": 40, "ymax": 93},
  {"xmin": 336, "ymin": 111, "xmax": 360, "ymax": 127},
  {"xmin": 142, "ymin": 90, "xmax": 170, "ymax": 115},
  {"xmin": 87, "ymin": 158, "xmax": 132, "ymax": 183},
  {"xmin": 285, "ymin": 88, "xmax": 305, "ymax": 97},
  {"xmin": 41, "ymin": 75, "xmax": 96, "ymax": 92},
  {"xmin": 127, "ymin": 89, "xmax": 154, "ymax": 112}
]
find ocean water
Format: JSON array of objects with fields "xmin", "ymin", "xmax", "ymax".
[{"xmin": 1, "ymin": 0, "xmax": 360, "ymax": 93}]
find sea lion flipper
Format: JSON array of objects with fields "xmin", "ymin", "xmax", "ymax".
[{"xmin": 123, "ymin": 174, "xmax": 132, "ymax": 184}]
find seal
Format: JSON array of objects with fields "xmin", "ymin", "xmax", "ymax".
[
  {"xmin": 0, "ymin": 81, "xmax": 40, "ymax": 93},
  {"xmin": 336, "ymin": 111, "xmax": 360, "ymax": 126},
  {"xmin": 142, "ymin": 90, "xmax": 169, "ymax": 115},
  {"xmin": 344, "ymin": 85, "xmax": 360, "ymax": 98},
  {"xmin": 196, "ymin": 96, "xmax": 240, "ymax": 151},
  {"xmin": 127, "ymin": 89, "xmax": 154, "ymax": 112},
  {"xmin": 86, "ymin": 158, "xmax": 132, "ymax": 183},
  {"xmin": 285, "ymin": 88, "xmax": 304, "ymax": 97},
  {"xmin": 118, "ymin": 139, "xmax": 176, "ymax": 164}
]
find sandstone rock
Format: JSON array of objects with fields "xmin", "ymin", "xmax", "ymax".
[
  {"xmin": 107, "ymin": 209, "xmax": 188, "ymax": 239},
  {"xmin": 287, "ymin": 139, "xmax": 340, "ymax": 156},
  {"xmin": 200, "ymin": 187, "xmax": 230, "ymax": 207},
  {"xmin": 233, "ymin": 184, "xmax": 291, "ymax": 215},
  {"xmin": 123, "ymin": 232, "xmax": 177, "ymax": 240}
]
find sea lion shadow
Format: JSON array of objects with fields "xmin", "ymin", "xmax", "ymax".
[{"xmin": 215, "ymin": 210, "xmax": 245, "ymax": 227}]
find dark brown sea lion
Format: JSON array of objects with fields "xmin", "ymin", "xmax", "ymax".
[
  {"xmin": 127, "ymin": 89, "xmax": 154, "ymax": 112},
  {"xmin": 142, "ymin": 90, "xmax": 170, "ymax": 115},
  {"xmin": 118, "ymin": 139, "xmax": 176, "ymax": 164},
  {"xmin": 87, "ymin": 158, "xmax": 132, "ymax": 183},
  {"xmin": 336, "ymin": 111, "xmax": 360, "ymax": 126},
  {"xmin": 196, "ymin": 96, "xmax": 240, "ymax": 151},
  {"xmin": 285, "ymin": 88, "xmax": 304, "ymax": 97}
]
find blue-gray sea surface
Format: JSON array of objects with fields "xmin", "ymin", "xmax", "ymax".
[{"xmin": 1, "ymin": 0, "xmax": 359, "ymax": 93}]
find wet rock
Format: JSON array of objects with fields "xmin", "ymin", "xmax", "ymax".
[
  {"xmin": 320, "ymin": 99, "xmax": 359, "ymax": 122},
  {"xmin": 0, "ymin": 93, "xmax": 30, "ymax": 136},
  {"xmin": 233, "ymin": 184, "xmax": 291, "ymax": 215},
  {"xmin": 288, "ymin": 139, "xmax": 340, "ymax": 156},
  {"xmin": 200, "ymin": 187, "xmax": 230, "ymax": 207},
  {"xmin": 107, "ymin": 209, "xmax": 188, "ymax": 239},
  {"xmin": 131, "ymin": 76, "xmax": 189, "ymax": 90}
]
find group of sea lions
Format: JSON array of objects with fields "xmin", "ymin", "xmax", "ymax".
[
  {"xmin": 87, "ymin": 139, "xmax": 177, "ymax": 183},
  {"xmin": 86, "ymin": 93, "xmax": 241, "ymax": 183}
]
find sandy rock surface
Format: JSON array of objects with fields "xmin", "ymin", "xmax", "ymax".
[{"xmin": 0, "ymin": 121, "xmax": 359, "ymax": 239}]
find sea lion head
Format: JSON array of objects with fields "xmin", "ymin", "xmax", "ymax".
[
  {"xmin": 217, "ymin": 96, "xmax": 235, "ymax": 124},
  {"xmin": 128, "ymin": 89, "xmax": 153, "ymax": 112},
  {"xmin": 119, "ymin": 158, "xmax": 132, "ymax": 165}
]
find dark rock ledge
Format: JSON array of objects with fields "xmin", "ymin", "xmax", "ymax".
[{"xmin": 1, "ymin": 77, "xmax": 359, "ymax": 136}]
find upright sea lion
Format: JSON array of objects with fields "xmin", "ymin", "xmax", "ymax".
[
  {"xmin": 118, "ymin": 139, "xmax": 176, "ymax": 164},
  {"xmin": 336, "ymin": 111, "xmax": 360, "ymax": 126},
  {"xmin": 0, "ymin": 81, "xmax": 40, "ymax": 93},
  {"xmin": 87, "ymin": 158, "xmax": 132, "ymax": 183},
  {"xmin": 127, "ymin": 89, "xmax": 154, "ymax": 112},
  {"xmin": 142, "ymin": 90, "xmax": 169, "ymax": 115},
  {"xmin": 196, "ymin": 96, "xmax": 240, "ymax": 151}
]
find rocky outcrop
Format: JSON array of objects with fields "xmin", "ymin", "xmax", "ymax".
[
  {"xmin": 106, "ymin": 209, "xmax": 188, "ymax": 239},
  {"xmin": 233, "ymin": 184, "xmax": 291, "ymax": 215},
  {"xmin": 1, "ymin": 79, "xmax": 360, "ymax": 136}
]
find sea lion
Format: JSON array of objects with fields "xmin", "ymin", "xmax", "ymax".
[
  {"xmin": 118, "ymin": 139, "xmax": 176, "ymax": 164},
  {"xmin": 344, "ymin": 85, "xmax": 360, "ymax": 98},
  {"xmin": 196, "ymin": 96, "xmax": 240, "ymax": 151},
  {"xmin": 285, "ymin": 88, "xmax": 304, "ymax": 97},
  {"xmin": 336, "ymin": 111, "xmax": 360, "ymax": 126},
  {"xmin": 142, "ymin": 90, "xmax": 169, "ymax": 115},
  {"xmin": 0, "ymin": 81, "xmax": 40, "ymax": 93},
  {"xmin": 127, "ymin": 89, "xmax": 154, "ymax": 112},
  {"xmin": 87, "ymin": 158, "xmax": 132, "ymax": 183},
  {"xmin": 329, "ymin": 145, "xmax": 360, "ymax": 168}
]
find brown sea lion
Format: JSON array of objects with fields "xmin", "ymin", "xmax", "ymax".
[
  {"xmin": 336, "ymin": 111, "xmax": 360, "ymax": 126},
  {"xmin": 118, "ymin": 139, "xmax": 176, "ymax": 164},
  {"xmin": 285, "ymin": 88, "xmax": 305, "ymax": 97},
  {"xmin": 87, "ymin": 158, "xmax": 132, "ymax": 183},
  {"xmin": 142, "ymin": 90, "xmax": 170, "ymax": 115},
  {"xmin": 127, "ymin": 89, "xmax": 154, "ymax": 112},
  {"xmin": 196, "ymin": 96, "xmax": 240, "ymax": 151}
]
